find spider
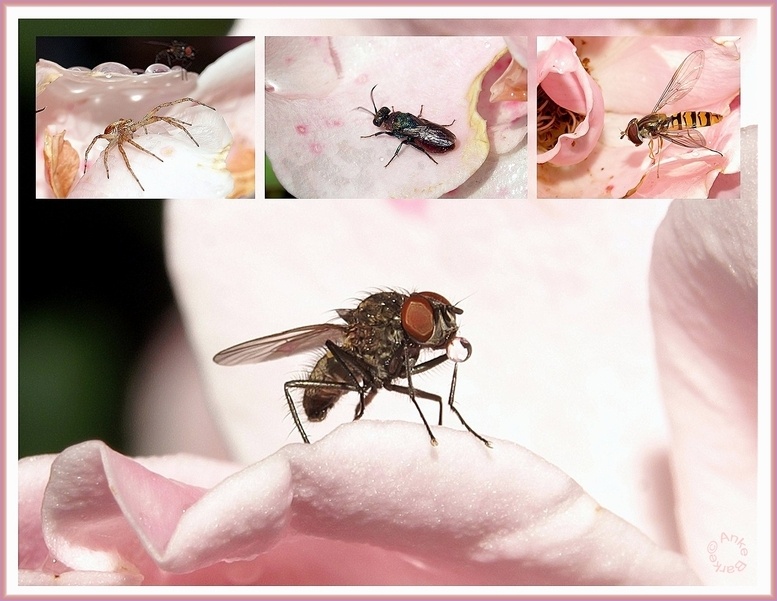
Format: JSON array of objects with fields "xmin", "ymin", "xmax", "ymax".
[{"xmin": 83, "ymin": 97, "xmax": 216, "ymax": 192}]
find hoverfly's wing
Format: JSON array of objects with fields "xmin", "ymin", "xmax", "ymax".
[
  {"xmin": 213, "ymin": 324, "xmax": 347, "ymax": 366},
  {"xmin": 652, "ymin": 50, "xmax": 705, "ymax": 113},
  {"xmin": 658, "ymin": 127, "xmax": 711, "ymax": 150}
]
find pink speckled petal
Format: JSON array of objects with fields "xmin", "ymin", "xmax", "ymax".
[{"xmin": 265, "ymin": 36, "xmax": 503, "ymax": 198}]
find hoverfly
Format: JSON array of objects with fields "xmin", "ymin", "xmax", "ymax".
[
  {"xmin": 213, "ymin": 290, "xmax": 490, "ymax": 447},
  {"xmin": 620, "ymin": 49, "xmax": 724, "ymax": 175}
]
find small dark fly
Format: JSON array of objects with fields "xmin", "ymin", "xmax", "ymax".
[
  {"xmin": 146, "ymin": 40, "xmax": 196, "ymax": 79},
  {"xmin": 213, "ymin": 290, "xmax": 490, "ymax": 447},
  {"xmin": 620, "ymin": 49, "xmax": 724, "ymax": 175},
  {"xmin": 357, "ymin": 85, "xmax": 457, "ymax": 167}
]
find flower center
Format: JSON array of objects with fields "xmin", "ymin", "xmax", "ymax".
[{"xmin": 537, "ymin": 85, "xmax": 586, "ymax": 153}]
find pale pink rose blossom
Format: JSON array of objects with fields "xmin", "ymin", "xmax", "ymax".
[
  {"xmin": 18, "ymin": 191, "xmax": 757, "ymax": 585},
  {"xmin": 538, "ymin": 36, "xmax": 741, "ymax": 198}
]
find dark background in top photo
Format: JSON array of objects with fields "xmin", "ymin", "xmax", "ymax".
[{"xmin": 22, "ymin": 20, "xmax": 238, "ymax": 457}]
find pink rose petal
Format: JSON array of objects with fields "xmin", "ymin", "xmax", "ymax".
[
  {"xmin": 537, "ymin": 36, "xmax": 605, "ymax": 166},
  {"xmin": 650, "ymin": 199, "xmax": 756, "ymax": 585},
  {"xmin": 18, "ymin": 454, "xmax": 58, "ymax": 569},
  {"xmin": 21, "ymin": 426, "xmax": 702, "ymax": 585},
  {"xmin": 41, "ymin": 442, "xmax": 207, "ymax": 574}
]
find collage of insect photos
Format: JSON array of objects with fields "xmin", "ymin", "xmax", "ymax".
[{"xmin": 10, "ymin": 3, "xmax": 772, "ymax": 594}]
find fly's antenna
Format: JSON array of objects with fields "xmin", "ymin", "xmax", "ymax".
[{"xmin": 354, "ymin": 84, "xmax": 380, "ymax": 117}]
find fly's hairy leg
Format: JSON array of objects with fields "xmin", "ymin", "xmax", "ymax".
[
  {"xmin": 447, "ymin": 362, "xmax": 491, "ymax": 447},
  {"xmin": 284, "ymin": 379, "xmax": 362, "ymax": 444},
  {"xmin": 401, "ymin": 346, "xmax": 438, "ymax": 446}
]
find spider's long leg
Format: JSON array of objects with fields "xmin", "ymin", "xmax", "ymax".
[
  {"xmin": 162, "ymin": 97, "xmax": 215, "ymax": 111},
  {"xmin": 144, "ymin": 97, "xmax": 216, "ymax": 118},
  {"xmin": 101, "ymin": 141, "xmax": 117, "ymax": 179},
  {"xmin": 125, "ymin": 138, "xmax": 164, "ymax": 163},
  {"xmin": 154, "ymin": 116, "xmax": 200, "ymax": 146},
  {"xmin": 84, "ymin": 135, "xmax": 109, "ymax": 174},
  {"xmin": 116, "ymin": 143, "xmax": 146, "ymax": 191}
]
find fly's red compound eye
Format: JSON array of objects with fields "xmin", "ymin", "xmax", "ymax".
[
  {"xmin": 401, "ymin": 293, "xmax": 438, "ymax": 343},
  {"xmin": 624, "ymin": 120, "xmax": 643, "ymax": 146},
  {"xmin": 416, "ymin": 291, "xmax": 451, "ymax": 305},
  {"xmin": 417, "ymin": 291, "xmax": 462, "ymax": 316}
]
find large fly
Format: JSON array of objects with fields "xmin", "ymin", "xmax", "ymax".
[
  {"xmin": 213, "ymin": 290, "xmax": 490, "ymax": 447},
  {"xmin": 620, "ymin": 49, "xmax": 723, "ymax": 175}
]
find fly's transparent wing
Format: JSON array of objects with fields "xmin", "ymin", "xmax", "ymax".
[
  {"xmin": 658, "ymin": 128, "xmax": 711, "ymax": 150},
  {"xmin": 213, "ymin": 324, "xmax": 347, "ymax": 366},
  {"xmin": 652, "ymin": 50, "xmax": 705, "ymax": 113}
]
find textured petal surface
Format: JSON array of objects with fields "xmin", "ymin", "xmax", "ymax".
[{"xmin": 19, "ymin": 429, "xmax": 701, "ymax": 585}]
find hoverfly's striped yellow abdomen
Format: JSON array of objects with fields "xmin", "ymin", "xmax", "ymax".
[{"xmin": 666, "ymin": 111, "xmax": 724, "ymax": 131}]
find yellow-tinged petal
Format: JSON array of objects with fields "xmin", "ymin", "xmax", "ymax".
[
  {"xmin": 227, "ymin": 144, "xmax": 255, "ymax": 199},
  {"xmin": 43, "ymin": 130, "xmax": 79, "ymax": 199}
]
